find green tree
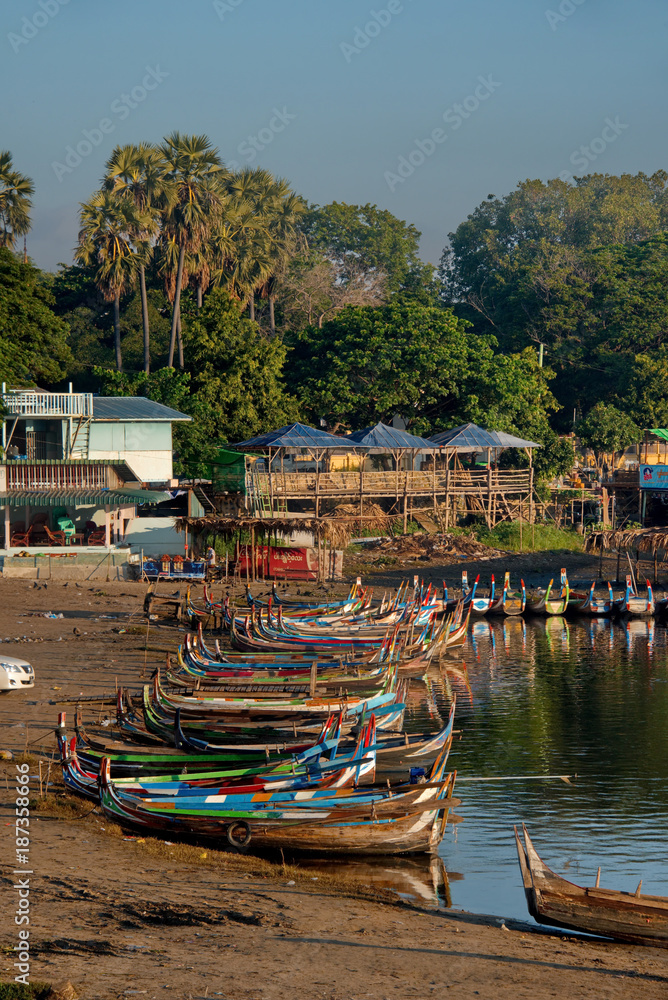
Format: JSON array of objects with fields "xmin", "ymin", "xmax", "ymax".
[
  {"xmin": 178, "ymin": 290, "xmax": 298, "ymax": 473},
  {"xmin": 624, "ymin": 349, "xmax": 668, "ymax": 428},
  {"xmin": 289, "ymin": 301, "xmax": 486, "ymax": 432},
  {"xmin": 0, "ymin": 248, "xmax": 71, "ymax": 385},
  {"xmin": 303, "ymin": 202, "xmax": 435, "ymax": 298},
  {"xmin": 0, "ymin": 152, "xmax": 34, "ymax": 250},
  {"xmin": 103, "ymin": 143, "xmax": 172, "ymax": 373},
  {"xmin": 75, "ymin": 191, "xmax": 152, "ymax": 371},
  {"xmin": 160, "ymin": 133, "xmax": 225, "ymax": 366},
  {"xmin": 577, "ymin": 402, "xmax": 640, "ymax": 469}
]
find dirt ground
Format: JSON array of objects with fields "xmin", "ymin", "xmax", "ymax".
[{"xmin": 1, "ymin": 557, "xmax": 667, "ymax": 999}]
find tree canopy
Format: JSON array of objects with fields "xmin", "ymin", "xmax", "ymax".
[{"xmin": 0, "ymin": 248, "xmax": 71, "ymax": 385}]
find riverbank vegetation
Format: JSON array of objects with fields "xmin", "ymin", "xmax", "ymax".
[{"xmin": 1, "ymin": 143, "xmax": 666, "ymax": 480}]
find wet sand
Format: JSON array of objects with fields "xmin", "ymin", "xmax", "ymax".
[{"xmin": 1, "ymin": 567, "xmax": 666, "ymax": 999}]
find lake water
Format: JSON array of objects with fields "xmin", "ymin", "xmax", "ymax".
[
  {"xmin": 301, "ymin": 616, "xmax": 668, "ymax": 920},
  {"xmin": 427, "ymin": 615, "xmax": 668, "ymax": 920}
]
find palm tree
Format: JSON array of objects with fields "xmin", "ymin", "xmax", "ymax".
[
  {"xmin": 160, "ymin": 133, "xmax": 225, "ymax": 366},
  {"xmin": 0, "ymin": 151, "xmax": 34, "ymax": 250},
  {"xmin": 221, "ymin": 168, "xmax": 305, "ymax": 332},
  {"xmin": 75, "ymin": 191, "xmax": 151, "ymax": 371},
  {"xmin": 103, "ymin": 143, "xmax": 172, "ymax": 373}
]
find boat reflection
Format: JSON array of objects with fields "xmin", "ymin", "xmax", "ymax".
[{"xmin": 294, "ymin": 855, "xmax": 455, "ymax": 908}]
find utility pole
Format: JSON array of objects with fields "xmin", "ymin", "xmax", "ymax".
[{"xmin": 538, "ymin": 343, "xmax": 545, "ymax": 368}]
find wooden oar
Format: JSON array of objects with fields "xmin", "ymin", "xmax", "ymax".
[{"xmin": 455, "ymin": 774, "xmax": 574, "ymax": 784}]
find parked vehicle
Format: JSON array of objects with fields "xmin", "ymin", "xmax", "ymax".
[{"xmin": 0, "ymin": 656, "xmax": 34, "ymax": 692}]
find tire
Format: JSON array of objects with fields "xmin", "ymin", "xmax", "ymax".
[{"xmin": 226, "ymin": 821, "xmax": 252, "ymax": 848}]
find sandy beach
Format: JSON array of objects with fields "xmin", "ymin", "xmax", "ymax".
[{"xmin": 1, "ymin": 558, "xmax": 666, "ymax": 999}]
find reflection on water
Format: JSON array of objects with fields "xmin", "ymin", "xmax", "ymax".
[
  {"xmin": 296, "ymin": 617, "xmax": 668, "ymax": 921},
  {"xmin": 295, "ymin": 855, "xmax": 453, "ymax": 908},
  {"xmin": 428, "ymin": 617, "xmax": 668, "ymax": 920}
]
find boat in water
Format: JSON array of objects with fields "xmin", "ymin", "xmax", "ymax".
[{"xmin": 515, "ymin": 824, "xmax": 668, "ymax": 947}]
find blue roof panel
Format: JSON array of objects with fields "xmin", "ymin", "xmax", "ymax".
[
  {"xmin": 429, "ymin": 423, "xmax": 499, "ymax": 451},
  {"xmin": 429, "ymin": 423, "xmax": 542, "ymax": 450},
  {"xmin": 92, "ymin": 397, "xmax": 191, "ymax": 422},
  {"xmin": 233, "ymin": 422, "xmax": 353, "ymax": 450},
  {"xmin": 346, "ymin": 421, "xmax": 434, "ymax": 451}
]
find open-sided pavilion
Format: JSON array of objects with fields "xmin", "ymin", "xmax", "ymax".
[{"xmin": 228, "ymin": 420, "xmax": 542, "ymax": 527}]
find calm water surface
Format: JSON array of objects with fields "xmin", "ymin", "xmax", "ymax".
[{"xmin": 424, "ymin": 616, "xmax": 668, "ymax": 919}]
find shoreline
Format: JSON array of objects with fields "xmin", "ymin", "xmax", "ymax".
[{"xmin": 0, "ymin": 559, "xmax": 666, "ymax": 999}]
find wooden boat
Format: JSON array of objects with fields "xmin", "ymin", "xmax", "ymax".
[
  {"xmin": 614, "ymin": 576, "xmax": 655, "ymax": 618},
  {"xmin": 569, "ymin": 581, "xmax": 614, "ymax": 616},
  {"xmin": 98, "ymin": 749, "xmax": 459, "ymax": 854},
  {"xmin": 488, "ymin": 573, "xmax": 526, "ymax": 616},
  {"xmin": 527, "ymin": 570, "xmax": 569, "ymax": 616},
  {"xmin": 469, "ymin": 575, "xmax": 496, "ymax": 617},
  {"xmin": 515, "ymin": 824, "xmax": 668, "ymax": 947}
]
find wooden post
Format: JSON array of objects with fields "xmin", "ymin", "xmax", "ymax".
[
  {"xmin": 251, "ymin": 525, "xmax": 255, "ymax": 582},
  {"xmin": 432, "ymin": 448, "xmax": 437, "ymax": 517},
  {"xmin": 445, "ymin": 467, "xmax": 451, "ymax": 530},
  {"xmin": 529, "ymin": 465, "xmax": 534, "ymax": 526},
  {"xmin": 598, "ymin": 539, "xmax": 604, "ymax": 579},
  {"xmin": 104, "ymin": 504, "xmax": 111, "ymax": 548},
  {"xmin": 486, "ymin": 449, "xmax": 492, "ymax": 528},
  {"xmin": 615, "ymin": 547, "xmax": 621, "ymax": 583},
  {"xmin": 317, "ymin": 530, "xmax": 323, "ymax": 583},
  {"xmin": 519, "ymin": 501, "xmax": 523, "ymax": 552},
  {"xmin": 268, "ymin": 447, "xmax": 274, "ymax": 516}
]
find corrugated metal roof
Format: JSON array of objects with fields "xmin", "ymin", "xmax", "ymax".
[
  {"xmin": 488, "ymin": 431, "xmax": 543, "ymax": 449},
  {"xmin": 92, "ymin": 397, "xmax": 191, "ymax": 422},
  {"xmin": 429, "ymin": 423, "xmax": 543, "ymax": 451},
  {"xmin": 0, "ymin": 488, "xmax": 171, "ymax": 507},
  {"xmin": 346, "ymin": 422, "xmax": 434, "ymax": 452},
  {"xmin": 233, "ymin": 423, "xmax": 353, "ymax": 450},
  {"xmin": 429, "ymin": 423, "xmax": 500, "ymax": 451}
]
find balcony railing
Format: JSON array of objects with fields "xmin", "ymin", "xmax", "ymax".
[
  {"xmin": 2, "ymin": 392, "xmax": 93, "ymax": 418},
  {"xmin": 5, "ymin": 462, "xmax": 117, "ymax": 491},
  {"xmin": 253, "ymin": 468, "xmax": 533, "ymax": 499}
]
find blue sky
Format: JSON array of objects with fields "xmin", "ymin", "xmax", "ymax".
[{"xmin": 2, "ymin": 0, "xmax": 664, "ymax": 272}]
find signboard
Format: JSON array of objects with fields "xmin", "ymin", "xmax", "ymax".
[
  {"xmin": 236, "ymin": 545, "xmax": 343, "ymax": 580},
  {"xmin": 639, "ymin": 465, "xmax": 668, "ymax": 489}
]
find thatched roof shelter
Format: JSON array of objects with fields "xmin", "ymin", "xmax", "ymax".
[
  {"xmin": 586, "ymin": 527, "xmax": 668, "ymax": 554},
  {"xmin": 176, "ymin": 514, "xmax": 377, "ymax": 550}
]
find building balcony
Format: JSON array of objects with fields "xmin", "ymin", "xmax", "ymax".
[
  {"xmin": 0, "ymin": 460, "xmax": 134, "ymax": 492},
  {"xmin": 1, "ymin": 391, "xmax": 93, "ymax": 418}
]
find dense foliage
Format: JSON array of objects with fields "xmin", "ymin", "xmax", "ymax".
[
  {"xmin": 0, "ymin": 248, "xmax": 71, "ymax": 385},
  {"xmin": 5, "ymin": 147, "xmax": 668, "ymax": 480}
]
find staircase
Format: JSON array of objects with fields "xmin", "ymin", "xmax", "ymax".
[
  {"xmin": 193, "ymin": 484, "xmax": 217, "ymax": 514},
  {"xmin": 69, "ymin": 418, "xmax": 90, "ymax": 459}
]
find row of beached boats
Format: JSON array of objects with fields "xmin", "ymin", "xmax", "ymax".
[
  {"xmin": 56, "ymin": 579, "xmax": 464, "ymax": 854},
  {"xmin": 441, "ymin": 570, "xmax": 658, "ymax": 619}
]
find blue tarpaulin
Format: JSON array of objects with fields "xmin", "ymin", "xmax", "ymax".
[
  {"xmin": 346, "ymin": 421, "xmax": 434, "ymax": 452},
  {"xmin": 233, "ymin": 423, "xmax": 353, "ymax": 451}
]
